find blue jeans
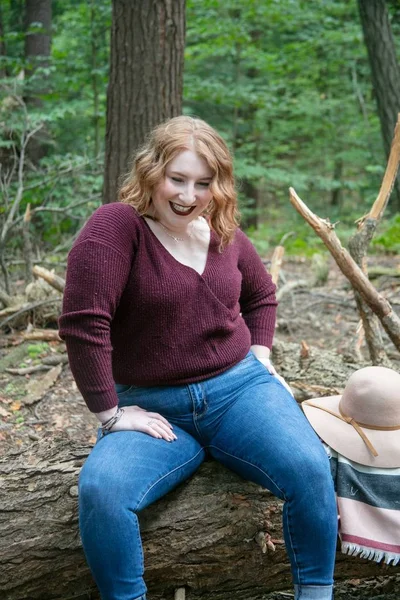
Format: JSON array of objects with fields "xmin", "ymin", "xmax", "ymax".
[{"xmin": 79, "ymin": 352, "xmax": 337, "ymax": 600}]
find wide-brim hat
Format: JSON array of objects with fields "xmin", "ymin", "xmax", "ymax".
[{"xmin": 302, "ymin": 366, "xmax": 400, "ymax": 468}]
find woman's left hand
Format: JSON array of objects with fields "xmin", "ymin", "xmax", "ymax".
[{"xmin": 256, "ymin": 357, "xmax": 294, "ymax": 397}]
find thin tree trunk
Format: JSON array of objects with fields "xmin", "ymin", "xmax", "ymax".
[
  {"xmin": 358, "ymin": 0, "xmax": 400, "ymax": 210},
  {"xmin": 0, "ymin": 4, "xmax": 6, "ymax": 78},
  {"xmin": 90, "ymin": 0, "xmax": 100, "ymax": 158},
  {"xmin": 24, "ymin": 0, "xmax": 52, "ymax": 96},
  {"xmin": 24, "ymin": 0, "xmax": 52, "ymax": 159},
  {"xmin": 331, "ymin": 159, "xmax": 343, "ymax": 207},
  {"xmin": 103, "ymin": 0, "xmax": 186, "ymax": 205}
]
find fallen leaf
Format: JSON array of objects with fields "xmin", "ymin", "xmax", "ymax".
[
  {"xmin": 10, "ymin": 401, "xmax": 21, "ymax": 411},
  {"xmin": 0, "ymin": 406, "xmax": 9, "ymax": 418}
]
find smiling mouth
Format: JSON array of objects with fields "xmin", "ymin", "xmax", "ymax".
[{"xmin": 169, "ymin": 201, "xmax": 195, "ymax": 216}]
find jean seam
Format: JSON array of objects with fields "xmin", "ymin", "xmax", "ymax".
[
  {"xmin": 136, "ymin": 448, "xmax": 204, "ymax": 510},
  {"xmin": 285, "ymin": 503, "xmax": 301, "ymax": 585},
  {"xmin": 207, "ymin": 444, "xmax": 287, "ymax": 499},
  {"xmin": 207, "ymin": 445, "xmax": 311, "ymax": 584}
]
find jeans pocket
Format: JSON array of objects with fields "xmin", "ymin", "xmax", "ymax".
[{"xmin": 115, "ymin": 383, "xmax": 136, "ymax": 397}]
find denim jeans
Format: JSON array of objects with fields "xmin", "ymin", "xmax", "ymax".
[{"xmin": 79, "ymin": 352, "xmax": 337, "ymax": 600}]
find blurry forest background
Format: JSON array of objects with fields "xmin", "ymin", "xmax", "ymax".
[{"xmin": 1, "ymin": 0, "xmax": 400, "ymax": 293}]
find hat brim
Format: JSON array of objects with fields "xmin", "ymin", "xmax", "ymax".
[{"xmin": 302, "ymin": 395, "xmax": 400, "ymax": 468}]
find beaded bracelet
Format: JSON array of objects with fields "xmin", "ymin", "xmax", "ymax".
[{"xmin": 101, "ymin": 407, "xmax": 125, "ymax": 433}]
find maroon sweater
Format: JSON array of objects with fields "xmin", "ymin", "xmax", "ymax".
[{"xmin": 59, "ymin": 203, "xmax": 277, "ymax": 413}]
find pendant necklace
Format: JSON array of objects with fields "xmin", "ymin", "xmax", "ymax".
[{"xmin": 159, "ymin": 222, "xmax": 193, "ymax": 242}]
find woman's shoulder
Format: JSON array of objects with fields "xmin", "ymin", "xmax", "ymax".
[
  {"xmin": 74, "ymin": 202, "xmax": 143, "ymax": 254},
  {"xmin": 231, "ymin": 226, "xmax": 255, "ymax": 249},
  {"xmin": 91, "ymin": 201, "xmax": 140, "ymax": 225}
]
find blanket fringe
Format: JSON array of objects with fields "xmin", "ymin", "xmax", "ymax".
[{"xmin": 341, "ymin": 542, "xmax": 400, "ymax": 565}]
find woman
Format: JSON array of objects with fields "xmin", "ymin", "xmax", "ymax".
[{"xmin": 59, "ymin": 116, "xmax": 337, "ymax": 600}]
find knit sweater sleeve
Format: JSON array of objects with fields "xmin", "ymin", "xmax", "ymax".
[
  {"xmin": 237, "ymin": 229, "xmax": 278, "ymax": 349},
  {"xmin": 58, "ymin": 203, "xmax": 137, "ymax": 413}
]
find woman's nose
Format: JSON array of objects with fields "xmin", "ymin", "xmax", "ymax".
[{"xmin": 179, "ymin": 183, "xmax": 196, "ymax": 203}]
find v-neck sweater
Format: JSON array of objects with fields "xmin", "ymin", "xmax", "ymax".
[{"xmin": 59, "ymin": 203, "xmax": 277, "ymax": 413}]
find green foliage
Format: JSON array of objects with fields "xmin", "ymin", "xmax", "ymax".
[
  {"xmin": 27, "ymin": 343, "xmax": 49, "ymax": 359},
  {"xmin": 373, "ymin": 214, "xmax": 400, "ymax": 253},
  {"xmin": 0, "ymin": 0, "xmax": 399, "ymax": 270},
  {"xmin": 185, "ymin": 0, "xmax": 398, "ymax": 225}
]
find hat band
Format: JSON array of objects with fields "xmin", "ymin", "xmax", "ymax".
[{"xmin": 303, "ymin": 401, "xmax": 400, "ymax": 458}]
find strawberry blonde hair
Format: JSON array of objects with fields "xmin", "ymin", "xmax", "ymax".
[{"xmin": 119, "ymin": 116, "xmax": 240, "ymax": 248}]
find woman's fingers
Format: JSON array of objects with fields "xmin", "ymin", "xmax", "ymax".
[
  {"xmin": 109, "ymin": 405, "xmax": 177, "ymax": 440},
  {"xmin": 146, "ymin": 418, "xmax": 177, "ymax": 441},
  {"xmin": 145, "ymin": 411, "xmax": 174, "ymax": 428}
]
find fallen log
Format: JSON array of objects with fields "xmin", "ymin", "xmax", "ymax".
[
  {"xmin": 0, "ymin": 342, "xmax": 397, "ymax": 600},
  {"xmin": 0, "ymin": 436, "xmax": 397, "ymax": 600}
]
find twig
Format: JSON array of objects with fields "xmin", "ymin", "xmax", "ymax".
[
  {"xmin": 289, "ymin": 187, "xmax": 400, "ymax": 353},
  {"xmin": 6, "ymin": 365, "xmax": 52, "ymax": 375},
  {"xmin": 32, "ymin": 265, "xmax": 65, "ymax": 293},
  {"xmin": 276, "ymin": 280, "xmax": 308, "ymax": 302},
  {"xmin": 10, "ymin": 196, "xmax": 100, "ymax": 231},
  {"xmin": 23, "ymin": 204, "xmax": 34, "ymax": 284},
  {"xmin": 0, "ymin": 285, "xmax": 12, "ymax": 307},
  {"xmin": 0, "ymin": 298, "xmax": 62, "ymax": 329},
  {"xmin": 23, "ymin": 330, "xmax": 62, "ymax": 342},
  {"xmin": 270, "ymin": 245, "xmax": 285, "ymax": 286},
  {"xmin": 0, "ymin": 122, "xmax": 43, "ymax": 246}
]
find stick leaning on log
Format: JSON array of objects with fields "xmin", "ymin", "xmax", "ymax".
[{"xmin": 288, "ymin": 188, "xmax": 400, "ymax": 354}]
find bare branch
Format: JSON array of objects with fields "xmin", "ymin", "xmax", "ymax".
[
  {"xmin": 32, "ymin": 265, "xmax": 65, "ymax": 293},
  {"xmin": 289, "ymin": 187, "xmax": 400, "ymax": 352}
]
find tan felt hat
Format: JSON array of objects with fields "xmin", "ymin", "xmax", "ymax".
[{"xmin": 302, "ymin": 366, "xmax": 400, "ymax": 468}]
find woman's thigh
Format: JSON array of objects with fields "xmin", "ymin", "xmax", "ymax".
[
  {"xmin": 79, "ymin": 425, "xmax": 205, "ymax": 513},
  {"xmin": 206, "ymin": 363, "xmax": 332, "ymax": 499}
]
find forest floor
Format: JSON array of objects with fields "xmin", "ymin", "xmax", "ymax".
[{"xmin": 0, "ymin": 254, "xmax": 400, "ymax": 599}]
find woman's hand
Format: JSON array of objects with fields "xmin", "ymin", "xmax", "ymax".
[{"xmin": 97, "ymin": 405, "xmax": 177, "ymax": 441}]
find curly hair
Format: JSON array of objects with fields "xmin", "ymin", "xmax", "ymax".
[{"xmin": 119, "ymin": 116, "xmax": 240, "ymax": 248}]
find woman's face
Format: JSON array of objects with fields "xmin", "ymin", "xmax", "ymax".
[{"xmin": 151, "ymin": 149, "xmax": 214, "ymax": 230}]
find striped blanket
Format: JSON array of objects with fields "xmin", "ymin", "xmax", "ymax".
[{"xmin": 324, "ymin": 444, "xmax": 400, "ymax": 565}]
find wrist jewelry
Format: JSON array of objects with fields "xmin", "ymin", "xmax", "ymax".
[{"xmin": 101, "ymin": 407, "xmax": 125, "ymax": 433}]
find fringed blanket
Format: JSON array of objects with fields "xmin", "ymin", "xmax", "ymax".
[{"xmin": 324, "ymin": 444, "xmax": 400, "ymax": 565}]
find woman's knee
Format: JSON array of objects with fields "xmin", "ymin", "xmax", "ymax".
[
  {"xmin": 287, "ymin": 442, "xmax": 334, "ymax": 496},
  {"xmin": 78, "ymin": 457, "xmax": 143, "ymax": 515}
]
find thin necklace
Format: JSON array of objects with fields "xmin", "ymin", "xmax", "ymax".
[{"xmin": 159, "ymin": 222, "xmax": 193, "ymax": 242}]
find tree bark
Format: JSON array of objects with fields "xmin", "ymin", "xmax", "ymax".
[
  {"xmin": 24, "ymin": 0, "xmax": 52, "ymax": 94},
  {"xmin": 0, "ymin": 4, "xmax": 6, "ymax": 78},
  {"xmin": 0, "ymin": 341, "xmax": 389, "ymax": 600},
  {"xmin": 358, "ymin": 0, "xmax": 400, "ymax": 209},
  {"xmin": 24, "ymin": 0, "xmax": 52, "ymax": 160},
  {"xmin": 103, "ymin": 0, "xmax": 186, "ymax": 205},
  {"xmin": 0, "ymin": 440, "xmax": 391, "ymax": 600}
]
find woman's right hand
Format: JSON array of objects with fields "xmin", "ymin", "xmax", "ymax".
[{"xmin": 98, "ymin": 405, "xmax": 177, "ymax": 441}]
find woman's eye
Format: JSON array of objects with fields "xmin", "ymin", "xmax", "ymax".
[
  {"xmin": 197, "ymin": 182, "xmax": 210, "ymax": 188},
  {"xmin": 171, "ymin": 177, "xmax": 183, "ymax": 183}
]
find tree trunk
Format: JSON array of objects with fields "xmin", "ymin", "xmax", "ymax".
[
  {"xmin": 0, "ymin": 4, "xmax": 6, "ymax": 78},
  {"xmin": 0, "ymin": 440, "xmax": 392, "ymax": 600},
  {"xmin": 0, "ymin": 342, "xmax": 392, "ymax": 600},
  {"xmin": 103, "ymin": 0, "xmax": 186, "ymax": 205},
  {"xmin": 357, "ymin": 0, "xmax": 400, "ymax": 210},
  {"xmin": 24, "ymin": 0, "xmax": 52, "ymax": 160},
  {"xmin": 24, "ymin": 0, "xmax": 52, "ymax": 95}
]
